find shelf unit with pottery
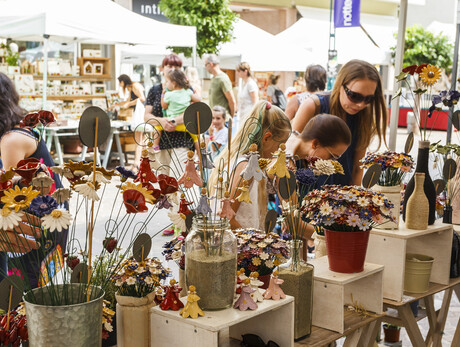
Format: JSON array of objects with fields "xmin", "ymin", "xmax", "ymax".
[
  {"xmin": 366, "ymin": 220, "xmax": 453, "ymax": 302},
  {"xmin": 150, "ymin": 295, "xmax": 294, "ymax": 347},
  {"xmin": 308, "ymin": 256, "xmax": 384, "ymax": 334}
]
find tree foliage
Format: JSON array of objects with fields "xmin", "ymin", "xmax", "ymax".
[
  {"xmin": 391, "ymin": 25, "xmax": 453, "ymax": 71},
  {"xmin": 159, "ymin": 0, "xmax": 238, "ymax": 57}
]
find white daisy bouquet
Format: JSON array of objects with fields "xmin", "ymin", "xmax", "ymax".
[
  {"xmin": 301, "ymin": 185, "xmax": 394, "ymax": 232},
  {"xmin": 110, "ymin": 257, "xmax": 171, "ymax": 298}
]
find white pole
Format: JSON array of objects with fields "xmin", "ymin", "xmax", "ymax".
[
  {"xmin": 388, "ymin": 0, "xmax": 408, "ymax": 151},
  {"xmin": 192, "ymin": 45, "xmax": 197, "ymax": 67},
  {"xmin": 43, "ymin": 35, "xmax": 49, "ymax": 110}
]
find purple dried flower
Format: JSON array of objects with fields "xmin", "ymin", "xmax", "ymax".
[{"xmin": 295, "ymin": 168, "xmax": 316, "ymax": 185}]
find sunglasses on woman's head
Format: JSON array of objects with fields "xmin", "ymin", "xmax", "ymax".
[{"xmin": 343, "ymin": 85, "xmax": 375, "ymax": 105}]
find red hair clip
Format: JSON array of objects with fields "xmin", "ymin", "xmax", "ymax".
[{"xmin": 266, "ymin": 102, "xmax": 272, "ymax": 110}]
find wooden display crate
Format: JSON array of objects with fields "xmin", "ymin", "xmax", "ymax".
[
  {"xmin": 77, "ymin": 57, "xmax": 111, "ymax": 79},
  {"xmin": 150, "ymin": 296, "xmax": 294, "ymax": 347},
  {"xmin": 366, "ymin": 220, "xmax": 453, "ymax": 302},
  {"xmin": 309, "ymin": 257, "xmax": 384, "ymax": 334}
]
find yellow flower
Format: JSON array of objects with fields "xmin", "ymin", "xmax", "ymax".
[
  {"xmin": 252, "ymin": 257, "xmax": 261, "ymax": 266},
  {"xmin": 120, "ymin": 182, "xmax": 155, "ymax": 204},
  {"xmin": 332, "ymin": 161, "xmax": 345, "ymax": 175},
  {"xmin": 420, "ymin": 65, "xmax": 441, "ymax": 86},
  {"xmin": 1, "ymin": 186, "xmax": 39, "ymax": 212},
  {"xmin": 274, "ymin": 259, "xmax": 282, "ymax": 266}
]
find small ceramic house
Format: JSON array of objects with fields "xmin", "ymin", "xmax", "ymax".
[{"xmin": 83, "ymin": 61, "xmax": 93, "ymax": 75}]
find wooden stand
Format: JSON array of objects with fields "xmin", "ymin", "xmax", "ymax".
[
  {"xmin": 366, "ymin": 220, "xmax": 453, "ymax": 301},
  {"xmin": 309, "ymin": 257, "xmax": 384, "ymax": 333},
  {"xmin": 150, "ymin": 296, "xmax": 294, "ymax": 347}
]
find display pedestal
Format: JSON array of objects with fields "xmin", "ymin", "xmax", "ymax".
[
  {"xmin": 309, "ymin": 257, "xmax": 383, "ymax": 333},
  {"xmin": 366, "ymin": 220, "xmax": 453, "ymax": 301},
  {"xmin": 149, "ymin": 296, "xmax": 294, "ymax": 347}
]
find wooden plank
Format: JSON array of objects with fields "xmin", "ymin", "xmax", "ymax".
[
  {"xmin": 309, "ymin": 257, "xmax": 384, "ymax": 285},
  {"xmin": 32, "ymin": 75, "xmax": 112, "ymax": 81},
  {"xmin": 397, "ymin": 304, "xmax": 426, "ymax": 347},
  {"xmin": 370, "ymin": 220, "xmax": 452, "ymax": 239},
  {"xmin": 406, "ymin": 228, "xmax": 452, "ymax": 285},
  {"xmin": 432, "ymin": 287, "xmax": 453, "ymax": 347},
  {"xmin": 343, "ymin": 328, "xmax": 363, "ymax": 347},
  {"xmin": 424, "ymin": 295, "xmax": 437, "ymax": 345},
  {"xmin": 452, "ymin": 317, "xmax": 460, "ymax": 347},
  {"xmin": 366, "ymin": 233, "xmax": 406, "ymax": 301},
  {"xmin": 344, "ymin": 271, "xmax": 383, "ymax": 314}
]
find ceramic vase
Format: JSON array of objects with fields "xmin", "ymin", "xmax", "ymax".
[
  {"xmin": 443, "ymin": 205, "xmax": 453, "ymax": 224},
  {"xmin": 373, "ymin": 184, "xmax": 401, "ymax": 229},
  {"xmin": 403, "ymin": 140, "xmax": 436, "ymax": 225},
  {"xmin": 116, "ymin": 292, "xmax": 156, "ymax": 347},
  {"xmin": 405, "ymin": 173, "xmax": 429, "ymax": 230},
  {"xmin": 313, "ymin": 234, "xmax": 327, "ymax": 258}
]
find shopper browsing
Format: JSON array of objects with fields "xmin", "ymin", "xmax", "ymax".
[
  {"xmin": 152, "ymin": 69, "xmax": 201, "ymax": 152},
  {"xmin": 207, "ymin": 106, "xmax": 229, "ymax": 158}
]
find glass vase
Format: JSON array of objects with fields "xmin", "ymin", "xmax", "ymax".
[
  {"xmin": 185, "ymin": 217, "xmax": 237, "ymax": 310},
  {"xmin": 278, "ymin": 239, "xmax": 314, "ymax": 340}
]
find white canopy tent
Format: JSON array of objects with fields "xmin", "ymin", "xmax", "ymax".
[
  {"xmin": 278, "ymin": 6, "xmax": 398, "ymax": 67},
  {"xmin": 118, "ymin": 19, "xmax": 314, "ymax": 72},
  {"xmin": 0, "ymin": 0, "xmax": 196, "ymax": 105}
]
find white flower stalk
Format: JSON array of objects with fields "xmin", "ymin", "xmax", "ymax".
[
  {"xmin": 74, "ymin": 182, "xmax": 100, "ymax": 201},
  {"xmin": 51, "ymin": 165, "xmax": 73, "ymax": 179},
  {"xmin": 0, "ymin": 208, "xmax": 23, "ymax": 231},
  {"xmin": 31, "ymin": 172, "xmax": 54, "ymax": 188},
  {"xmin": 41, "ymin": 209, "xmax": 72, "ymax": 232},
  {"xmin": 52, "ymin": 188, "xmax": 72, "ymax": 203},
  {"xmin": 313, "ymin": 159, "xmax": 336, "ymax": 176},
  {"xmin": 87, "ymin": 172, "xmax": 111, "ymax": 184},
  {"xmin": 168, "ymin": 210, "xmax": 186, "ymax": 231}
]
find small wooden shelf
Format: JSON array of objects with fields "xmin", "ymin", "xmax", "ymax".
[
  {"xmin": 78, "ymin": 57, "xmax": 111, "ymax": 77},
  {"xmin": 21, "ymin": 95, "xmax": 106, "ymax": 100},
  {"xmin": 32, "ymin": 75, "xmax": 112, "ymax": 81}
]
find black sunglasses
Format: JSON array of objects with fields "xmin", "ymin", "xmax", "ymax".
[{"xmin": 343, "ymin": 85, "xmax": 375, "ymax": 105}]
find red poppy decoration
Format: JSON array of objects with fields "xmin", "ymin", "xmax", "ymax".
[
  {"xmin": 19, "ymin": 112, "xmax": 40, "ymax": 129},
  {"xmin": 402, "ymin": 65, "xmax": 417, "ymax": 75},
  {"xmin": 12, "ymin": 158, "xmax": 41, "ymax": 184},
  {"xmin": 141, "ymin": 182, "xmax": 162, "ymax": 201},
  {"xmin": 123, "ymin": 189, "xmax": 148, "ymax": 213},
  {"xmin": 134, "ymin": 157, "xmax": 157, "ymax": 184},
  {"xmin": 0, "ymin": 180, "xmax": 13, "ymax": 199},
  {"xmin": 416, "ymin": 64, "xmax": 428, "ymax": 74},
  {"xmin": 38, "ymin": 110, "xmax": 56, "ymax": 126},
  {"xmin": 158, "ymin": 174, "xmax": 179, "ymax": 195}
]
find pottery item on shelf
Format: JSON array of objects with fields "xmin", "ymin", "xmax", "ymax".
[
  {"xmin": 263, "ymin": 270, "xmax": 286, "ymax": 300},
  {"xmin": 234, "ymin": 279, "xmax": 258, "ymax": 311},
  {"xmin": 180, "ymin": 285, "xmax": 205, "ymax": 319},
  {"xmin": 403, "ymin": 140, "xmax": 437, "ymax": 225},
  {"xmin": 372, "ymin": 184, "xmax": 401, "ymax": 229},
  {"xmin": 405, "ymin": 173, "xmax": 429, "ymax": 230}
]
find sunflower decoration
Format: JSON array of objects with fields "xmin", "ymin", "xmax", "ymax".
[
  {"xmin": 419, "ymin": 65, "xmax": 441, "ymax": 86},
  {"xmin": 1, "ymin": 185, "xmax": 40, "ymax": 212},
  {"xmin": 121, "ymin": 182, "xmax": 157, "ymax": 204}
]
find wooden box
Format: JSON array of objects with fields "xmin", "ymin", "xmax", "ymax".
[
  {"xmin": 150, "ymin": 296, "xmax": 294, "ymax": 347},
  {"xmin": 366, "ymin": 220, "xmax": 453, "ymax": 302},
  {"xmin": 77, "ymin": 57, "xmax": 111, "ymax": 79},
  {"xmin": 309, "ymin": 257, "xmax": 384, "ymax": 334}
]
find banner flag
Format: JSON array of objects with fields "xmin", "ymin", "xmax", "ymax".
[{"xmin": 334, "ymin": 0, "xmax": 361, "ymax": 28}]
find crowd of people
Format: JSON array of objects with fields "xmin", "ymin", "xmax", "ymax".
[{"xmin": 0, "ymin": 52, "xmax": 388, "ymax": 284}]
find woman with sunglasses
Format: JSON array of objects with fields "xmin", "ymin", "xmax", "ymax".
[{"xmin": 288, "ymin": 59, "xmax": 388, "ymax": 186}]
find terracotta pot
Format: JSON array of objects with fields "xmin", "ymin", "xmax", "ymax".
[
  {"xmin": 383, "ymin": 325, "xmax": 401, "ymax": 343},
  {"xmin": 325, "ymin": 229, "xmax": 370, "ymax": 273}
]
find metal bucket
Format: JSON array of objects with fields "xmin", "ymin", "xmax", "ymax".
[
  {"xmin": 24, "ymin": 284, "xmax": 104, "ymax": 347},
  {"xmin": 404, "ymin": 253, "xmax": 434, "ymax": 293}
]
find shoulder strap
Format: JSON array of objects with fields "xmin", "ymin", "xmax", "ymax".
[{"xmin": 310, "ymin": 94, "xmax": 321, "ymax": 115}]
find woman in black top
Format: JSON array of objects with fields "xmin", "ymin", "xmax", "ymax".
[
  {"xmin": 144, "ymin": 54, "xmax": 194, "ymax": 178},
  {"xmin": 0, "ymin": 73, "xmax": 66, "ymax": 288}
]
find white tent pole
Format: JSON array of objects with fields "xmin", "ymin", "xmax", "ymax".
[
  {"xmin": 192, "ymin": 45, "xmax": 197, "ymax": 67},
  {"xmin": 447, "ymin": 0, "xmax": 460, "ymax": 144},
  {"xmin": 42, "ymin": 34, "xmax": 49, "ymax": 109},
  {"xmin": 388, "ymin": 0, "xmax": 408, "ymax": 151}
]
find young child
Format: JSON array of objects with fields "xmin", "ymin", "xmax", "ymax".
[
  {"xmin": 207, "ymin": 105, "xmax": 228, "ymax": 158},
  {"xmin": 154, "ymin": 69, "xmax": 201, "ymax": 150}
]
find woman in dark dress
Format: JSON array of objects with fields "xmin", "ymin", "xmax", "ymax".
[
  {"xmin": 287, "ymin": 59, "xmax": 388, "ymax": 186},
  {"xmin": 0, "ymin": 73, "xmax": 66, "ymax": 288}
]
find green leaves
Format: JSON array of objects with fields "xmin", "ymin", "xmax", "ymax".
[
  {"xmin": 395, "ymin": 72, "xmax": 409, "ymax": 82},
  {"xmin": 159, "ymin": 0, "xmax": 238, "ymax": 57}
]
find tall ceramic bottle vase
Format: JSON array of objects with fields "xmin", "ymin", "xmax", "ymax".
[
  {"xmin": 405, "ymin": 173, "xmax": 429, "ymax": 230},
  {"xmin": 403, "ymin": 140, "xmax": 437, "ymax": 225}
]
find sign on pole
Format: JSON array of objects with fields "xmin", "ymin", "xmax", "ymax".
[{"xmin": 334, "ymin": 0, "xmax": 361, "ymax": 28}]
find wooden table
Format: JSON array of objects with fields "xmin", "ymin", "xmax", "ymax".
[
  {"xmin": 297, "ymin": 311, "xmax": 383, "ymax": 347},
  {"xmin": 383, "ymin": 277, "xmax": 460, "ymax": 347}
]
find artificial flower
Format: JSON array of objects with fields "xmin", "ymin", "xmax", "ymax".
[
  {"xmin": 87, "ymin": 171, "xmax": 111, "ymax": 184},
  {"xmin": 313, "ymin": 159, "xmax": 336, "ymax": 176},
  {"xmin": 19, "ymin": 112, "xmax": 40, "ymax": 128},
  {"xmin": 74, "ymin": 182, "xmax": 100, "ymax": 201},
  {"xmin": 116, "ymin": 166, "xmax": 137, "ymax": 181},
  {"xmin": 0, "ymin": 207, "xmax": 23, "ymax": 230},
  {"xmin": 258, "ymin": 158, "xmax": 272, "ymax": 171},
  {"xmin": 167, "ymin": 210, "xmax": 187, "ymax": 231},
  {"xmin": 29, "ymin": 195, "xmax": 59, "ymax": 217},
  {"xmin": 236, "ymin": 180, "xmax": 252, "ymax": 204},
  {"xmin": 37, "ymin": 110, "xmax": 56, "ymax": 126},
  {"xmin": 267, "ymin": 144, "xmax": 290, "ymax": 178},
  {"xmin": 158, "ymin": 174, "xmax": 179, "ymax": 195},
  {"xmin": 241, "ymin": 144, "xmax": 263, "ymax": 181},
  {"xmin": 52, "ymin": 188, "xmax": 72, "ymax": 203},
  {"xmin": 177, "ymin": 151, "xmax": 202, "ymax": 188},
  {"xmin": 123, "ymin": 189, "xmax": 148, "ymax": 213},
  {"xmin": 121, "ymin": 182, "xmax": 156, "ymax": 204},
  {"xmin": 157, "ymin": 195, "xmax": 173, "ymax": 209},
  {"xmin": 295, "ymin": 168, "xmax": 316, "ymax": 185},
  {"xmin": 1, "ymin": 185, "xmax": 40, "ymax": 212},
  {"xmin": 31, "ymin": 172, "xmax": 54, "ymax": 189},
  {"xmin": 419, "ymin": 65, "xmax": 441, "ymax": 86},
  {"xmin": 402, "ymin": 65, "xmax": 417, "ymax": 75},
  {"xmin": 13, "ymin": 158, "xmax": 41, "ymax": 184},
  {"xmin": 41, "ymin": 209, "xmax": 72, "ymax": 232}
]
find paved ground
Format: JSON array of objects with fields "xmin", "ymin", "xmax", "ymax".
[{"xmin": 67, "ymin": 128, "xmax": 459, "ymax": 346}]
